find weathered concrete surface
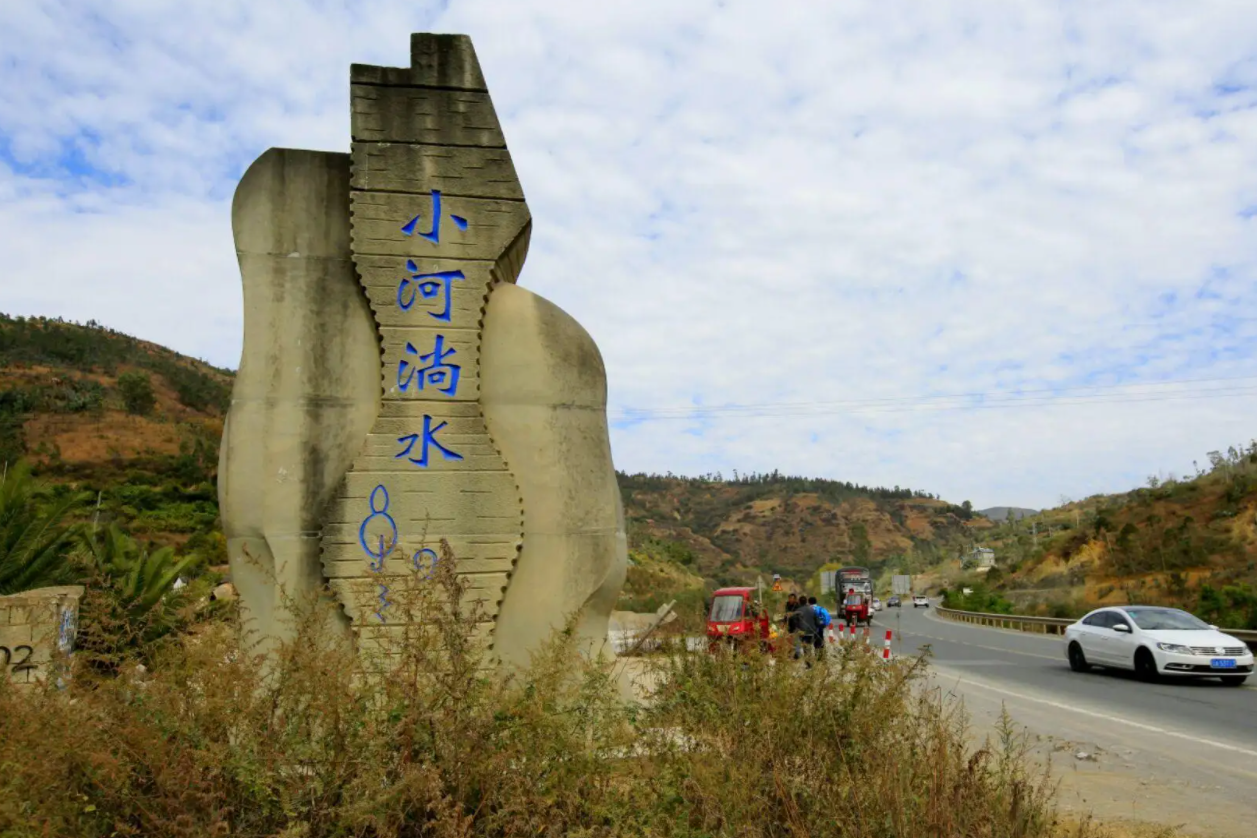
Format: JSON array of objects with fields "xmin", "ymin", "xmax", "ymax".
[
  {"xmin": 220, "ymin": 148, "xmax": 377, "ymax": 658},
  {"xmin": 482, "ymin": 283, "xmax": 629, "ymax": 669},
  {"xmin": 0, "ymin": 585, "xmax": 82, "ymax": 686}
]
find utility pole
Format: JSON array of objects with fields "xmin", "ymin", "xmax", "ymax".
[{"xmin": 1032, "ymin": 520, "xmax": 1038, "ymax": 548}]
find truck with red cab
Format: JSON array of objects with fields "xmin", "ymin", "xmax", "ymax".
[{"xmin": 835, "ymin": 566, "xmax": 874, "ymax": 626}]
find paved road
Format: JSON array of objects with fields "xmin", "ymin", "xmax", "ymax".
[{"xmin": 875, "ymin": 603, "xmax": 1257, "ymax": 837}]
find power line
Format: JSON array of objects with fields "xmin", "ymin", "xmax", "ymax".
[{"xmin": 609, "ymin": 376, "xmax": 1257, "ymax": 422}]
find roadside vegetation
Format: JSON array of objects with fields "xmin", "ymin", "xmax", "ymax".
[{"xmin": 2, "ymin": 550, "xmax": 1116, "ymax": 838}]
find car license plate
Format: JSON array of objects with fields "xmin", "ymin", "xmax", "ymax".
[{"xmin": 1210, "ymin": 658, "xmax": 1236, "ymax": 669}]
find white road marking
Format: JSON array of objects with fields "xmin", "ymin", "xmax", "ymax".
[{"xmin": 938, "ymin": 670, "xmax": 1257, "ymax": 759}]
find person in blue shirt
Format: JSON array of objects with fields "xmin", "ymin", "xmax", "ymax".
[{"xmin": 809, "ymin": 596, "xmax": 831, "ymax": 659}]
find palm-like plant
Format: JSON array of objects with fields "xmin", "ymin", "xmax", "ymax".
[
  {"xmin": 83, "ymin": 524, "xmax": 198, "ymax": 616},
  {"xmin": 0, "ymin": 460, "xmax": 90, "ymax": 595}
]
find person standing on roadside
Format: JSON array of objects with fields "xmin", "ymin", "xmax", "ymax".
[
  {"xmin": 783, "ymin": 593, "xmax": 801, "ymax": 657},
  {"xmin": 792, "ymin": 595, "xmax": 820, "ymax": 666},
  {"xmin": 809, "ymin": 596, "xmax": 831, "ymax": 659}
]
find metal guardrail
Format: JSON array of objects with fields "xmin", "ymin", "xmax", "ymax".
[
  {"xmin": 936, "ymin": 606, "xmax": 1072, "ymax": 635},
  {"xmin": 936, "ymin": 606, "xmax": 1257, "ymax": 651}
]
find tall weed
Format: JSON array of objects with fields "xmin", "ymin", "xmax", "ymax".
[{"xmin": 0, "ymin": 541, "xmax": 1103, "ymax": 838}]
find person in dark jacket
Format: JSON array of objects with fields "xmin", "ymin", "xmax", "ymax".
[
  {"xmin": 783, "ymin": 594, "xmax": 800, "ymax": 656},
  {"xmin": 792, "ymin": 597, "xmax": 821, "ymax": 665},
  {"xmin": 783, "ymin": 593, "xmax": 799, "ymax": 619}
]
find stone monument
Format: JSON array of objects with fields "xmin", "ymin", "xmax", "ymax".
[{"xmin": 220, "ymin": 34, "xmax": 628, "ymax": 673}]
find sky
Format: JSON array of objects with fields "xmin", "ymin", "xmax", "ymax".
[{"xmin": 2, "ymin": 0, "xmax": 1256, "ymax": 510}]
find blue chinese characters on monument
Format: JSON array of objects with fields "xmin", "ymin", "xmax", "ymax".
[
  {"xmin": 397, "ymin": 190, "xmax": 467, "ymax": 323},
  {"xmin": 396, "ymin": 416, "xmax": 463, "ymax": 467},
  {"xmin": 397, "ymin": 263, "xmax": 465, "ymax": 322},
  {"xmin": 398, "ymin": 335, "xmax": 460, "ymax": 396},
  {"xmin": 361, "ymin": 194, "xmax": 472, "ymax": 621},
  {"xmin": 400, "ymin": 189, "xmax": 467, "ymax": 244},
  {"xmin": 393, "ymin": 194, "xmax": 469, "ymax": 467}
]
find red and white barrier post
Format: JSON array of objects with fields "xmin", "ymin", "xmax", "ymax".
[{"xmin": 882, "ymin": 629, "xmax": 893, "ymax": 660}]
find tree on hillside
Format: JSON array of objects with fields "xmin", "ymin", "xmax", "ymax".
[
  {"xmin": 117, "ymin": 371, "xmax": 156, "ymax": 415},
  {"xmin": 850, "ymin": 522, "xmax": 871, "ymax": 565},
  {"xmin": 0, "ymin": 460, "xmax": 90, "ymax": 594}
]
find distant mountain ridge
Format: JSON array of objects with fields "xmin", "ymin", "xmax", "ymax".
[
  {"xmin": 619, "ymin": 472, "xmax": 987, "ymax": 587},
  {"xmin": 978, "ymin": 506, "xmax": 1038, "ymax": 522}
]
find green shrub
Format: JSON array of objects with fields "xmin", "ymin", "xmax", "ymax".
[
  {"xmin": 942, "ymin": 583, "xmax": 1015, "ymax": 614},
  {"xmin": 0, "ymin": 413, "xmax": 24, "ymax": 466},
  {"xmin": 154, "ymin": 359, "xmax": 230, "ymax": 413},
  {"xmin": 46, "ymin": 379, "xmax": 105, "ymax": 413},
  {"xmin": 1197, "ymin": 584, "xmax": 1257, "ymax": 630},
  {"xmin": 0, "ymin": 460, "xmax": 89, "ymax": 594},
  {"xmin": 116, "ymin": 371, "xmax": 156, "ymax": 416},
  {"xmin": 77, "ymin": 524, "xmax": 200, "ymax": 666}
]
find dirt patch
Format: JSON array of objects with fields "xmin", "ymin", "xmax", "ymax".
[{"xmin": 23, "ymin": 411, "xmax": 216, "ymax": 462}]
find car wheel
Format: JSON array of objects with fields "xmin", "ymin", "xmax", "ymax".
[
  {"xmin": 1068, "ymin": 642, "xmax": 1090, "ymax": 672},
  {"xmin": 1134, "ymin": 647, "xmax": 1159, "ymax": 682},
  {"xmin": 1220, "ymin": 675, "xmax": 1248, "ymax": 687}
]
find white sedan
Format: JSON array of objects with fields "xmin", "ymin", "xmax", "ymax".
[
  {"xmin": 912, "ymin": 595, "xmax": 929, "ymax": 608},
  {"xmin": 872, "ymin": 598, "xmax": 882, "ymax": 612},
  {"xmin": 1064, "ymin": 606, "xmax": 1253, "ymax": 686}
]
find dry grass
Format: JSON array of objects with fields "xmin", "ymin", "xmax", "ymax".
[{"xmin": 0, "ymin": 543, "xmax": 1162, "ymax": 838}]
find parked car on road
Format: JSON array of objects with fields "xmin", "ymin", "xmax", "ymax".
[
  {"xmin": 1065, "ymin": 606, "xmax": 1253, "ymax": 686},
  {"xmin": 887, "ymin": 595, "xmax": 901, "ymax": 607},
  {"xmin": 912, "ymin": 594, "xmax": 929, "ymax": 608}
]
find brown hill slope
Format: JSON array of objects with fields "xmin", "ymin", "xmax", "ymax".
[
  {"xmin": 1, "ymin": 314, "xmax": 229, "ymax": 557},
  {"xmin": 969, "ymin": 444, "xmax": 1257, "ymax": 627},
  {"xmin": 619, "ymin": 472, "xmax": 985, "ymax": 586}
]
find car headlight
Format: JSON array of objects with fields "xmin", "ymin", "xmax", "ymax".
[{"xmin": 1156, "ymin": 642, "xmax": 1191, "ymax": 654}]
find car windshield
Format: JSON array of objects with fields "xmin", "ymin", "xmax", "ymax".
[
  {"xmin": 709, "ymin": 595, "xmax": 744, "ymax": 622},
  {"xmin": 1125, "ymin": 608, "xmax": 1211, "ymax": 631},
  {"xmin": 845, "ymin": 594, "xmax": 863, "ymax": 606}
]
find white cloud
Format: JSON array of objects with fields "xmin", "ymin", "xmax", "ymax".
[{"xmin": 1, "ymin": 0, "xmax": 1256, "ymax": 508}]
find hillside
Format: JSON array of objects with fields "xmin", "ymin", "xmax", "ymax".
[
  {"xmin": 619, "ymin": 472, "xmax": 987, "ymax": 587},
  {"xmin": 2, "ymin": 314, "xmax": 992, "ymax": 597},
  {"xmin": 962, "ymin": 445, "xmax": 1257, "ymax": 628},
  {"xmin": 0, "ymin": 313, "xmax": 229, "ymax": 560}
]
